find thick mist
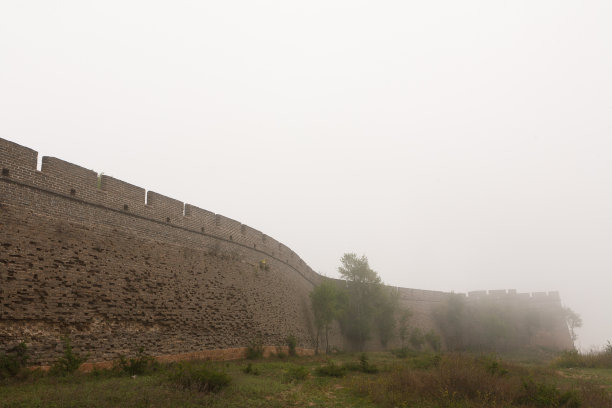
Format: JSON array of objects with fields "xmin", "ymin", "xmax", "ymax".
[{"xmin": 1, "ymin": 1, "xmax": 610, "ymax": 350}]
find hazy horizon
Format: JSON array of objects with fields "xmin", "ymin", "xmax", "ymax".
[{"xmin": 1, "ymin": 1, "xmax": 610, "ymax": 351}]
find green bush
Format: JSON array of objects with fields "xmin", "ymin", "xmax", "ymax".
[
  {"xmin": 515, "ymin": 378, "xmax": 581, "ymax": 408},
  {"xmin": 117, "ymin": 347, "xmax": 159, "ymax": 376},
  {"xmin": 284, "ymin": 365, "xmax": 308, "ymax": 382},
  {"xmin": 170, "ymin": 363, "xmax": 231, "ymax": 393},
  {"xmin": 357, "ymin": 353, "xmax": 379, "ymax": 373},
  {"xmin": 342, "ymin": 361, "xmax": 362, "ymax": 372},
  {"xmin": 242, "ymin": 363, "xmax": 260, "ymax": 375},
  {"xmin": 50, "ymin": 337, "xmax": 87, "ymax": 376},
  {"xmin": 245, "ymin": 341, "xmax": 264, "ymax": 360},
  {"xmin": 315, "ymin": 361, "xmax": 346, "ymax": 377},
  {"xmin": 286, "ymin": 335, "xmax": 297, "ymax": 357},
  {"xmin": 0, "ymin": 342, "xmax": 29, "ymax": 380}
]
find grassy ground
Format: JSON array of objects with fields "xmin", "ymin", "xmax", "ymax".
[
  {"xmin": 557, "ymin": 367, "xmax": 612, "ymax": 393},
  {"xmin": 1, "ymin": 352, "xmax": 611, "ymax": 408}
]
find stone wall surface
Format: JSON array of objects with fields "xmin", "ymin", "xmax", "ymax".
[{"xmin": 0, "ymin": 138, "xmax": 573, "ymax": 364}]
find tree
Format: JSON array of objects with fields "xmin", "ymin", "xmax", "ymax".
[
  {"xmin": 563, "ymin": 307, "xmax": 582, "ymax": 343},
  {"xmin": 338, "ymin": 253, "xmax": 381, "ymax": 285},
  {"xmin": 337, "ymin": 253, "xmax": 384, "ymax": 350},
  {"xmin": 310, "ymin": 280, "xmax": 341, "ymax": 354}
]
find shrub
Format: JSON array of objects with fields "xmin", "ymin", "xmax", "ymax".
[
  {"xmin": 358, "ymin": 353, "xmax": 379, "ymax": 374},
  {"xmin": 117, "ymin": 347, "xmax": 159, "ymax": 376},
  {"xmin": 170, "ymin": 363, "xmax": 230, "ymax": 393},
  {"xmin": 342, "ymin": 361, "xmax": 362, "ymax": 372},
  {"xmin": 515, "ymin": 378, "xmax": 581, "ymax": 408},
  {"xmin": 284, "ymin": 365, "xmax": 308, "ymax": 382},
  {"xmin": 50, "ymin": 337, "xmax": 87, "ymax": 376},
  {"xmin": 478, "ymin": 355, "xmax": 509, "ymax": 376},
  {"xmin": 242, "ymin": 363, "xmax": 260, "ymax": 375},
  {"xmin": 0, "ymin": 342, "xmax": 29, "ymax": 380},
  {"xmin": 286, "ymin": 335, "xmax": 297, "ymax": 356},
  {"xmin": 245, "ymin": 341, "xmax": 264, "ymax": 360},
  {"xmin": 315, "ymin": 361, "xmax": 346, "ymax": 377}
]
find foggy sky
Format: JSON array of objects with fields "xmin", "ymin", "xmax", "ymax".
[{"xmin": 1, "ymin": 1, "xmax": 610, "ymax": 350}]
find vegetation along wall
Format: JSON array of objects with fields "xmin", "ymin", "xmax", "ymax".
[{"xmin": 0, "ymin": 138, "xmax": 573, "ymax": 365}]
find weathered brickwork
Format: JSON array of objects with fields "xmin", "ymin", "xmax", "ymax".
[{"xmin": 0, "ymin": 138, "xmax": 572, "ymax": 364}]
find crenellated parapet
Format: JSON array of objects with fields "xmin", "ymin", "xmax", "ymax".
[
  {"xmin": 0, "ymin": 137, "xmax": 318, "ymax": 285},
  {"xmin": 464, "ymin": 289, "xmax": 563, "ymax": 303}
]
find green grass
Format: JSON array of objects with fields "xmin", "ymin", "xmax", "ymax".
[{"xmin": 0, "ymin": 352, "xmax": 610, "ymax": 407}]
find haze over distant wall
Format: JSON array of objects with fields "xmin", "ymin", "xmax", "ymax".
[{"xmin": 0, "ymin": 138, "xmax": 573, "ymax": 364}]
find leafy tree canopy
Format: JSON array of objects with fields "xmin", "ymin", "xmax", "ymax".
[{"xmin": 338, "ymin": 253, "xmax": 381, "ymax": 285}]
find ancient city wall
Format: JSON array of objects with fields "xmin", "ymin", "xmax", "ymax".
[{"xmin": 0, "ymin": 138, "xmax": 572, "ymax": 364}]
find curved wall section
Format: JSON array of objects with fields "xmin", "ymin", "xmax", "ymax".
[
  {"xmin": 0, "ymin": 138, "xmax": 321, "ymax": 364},
  {"xmin": 0, "ymin": 138, "xmax": 573, "ymax": 363}
]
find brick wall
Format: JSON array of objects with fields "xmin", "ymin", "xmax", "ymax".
[{"xmin": 0, "ymin": 137, "xmax": 572, "ymax": 364}]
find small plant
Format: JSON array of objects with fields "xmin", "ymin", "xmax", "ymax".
[
  {"xmin": 50, "ymin": 336, "xmax": 87, "ymax": 376},
  {"xmin": 245, "ymin": 341, "xmax": 264, "ymax": 360},
  {"xmin": 170, "ymin": 363, "xmax": 231, "ymax": 393},
  {"xmin": 315, "ymin": 360, "xmax": 346, "ymax": 377},
  {"xmin": 117, "ymin": 347, "xmax": 159, "ymax": 376},
  {"xmin": 242, "ymin": 363, "xmax": 260, "ymax": 375},
  {"xmin": 0, "ymin": 342, "xmax": 29, "ymax": 380},
  {"xmin": 259, "ymin": 259, "xmax": 269, "ymax": 271},
  {"xmin": 344, "ymin": 354, "xmax": 379, "ymax": 373},
  {"xmin": 284, "ymin": 365, "xmax": 308, "ymax": 382},
  {"xmin": 359, "ymin": 353, "xmax": 379, "ymax": 374},
  {"xmin": 286, "ymin": 335, "xmax": 297, "ymax": 357},
  {"xmin": 481, "ymin": 356, "xmax": 509, "ymax": 376}
]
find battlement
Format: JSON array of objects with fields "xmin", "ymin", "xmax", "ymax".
[
  {"xmin": 465, "ymin": 289, "xmax": 562, "ymax": 302},
  {"xmin": 0, "ymin": 137, "xmax": 316, "ymax": 282}
]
